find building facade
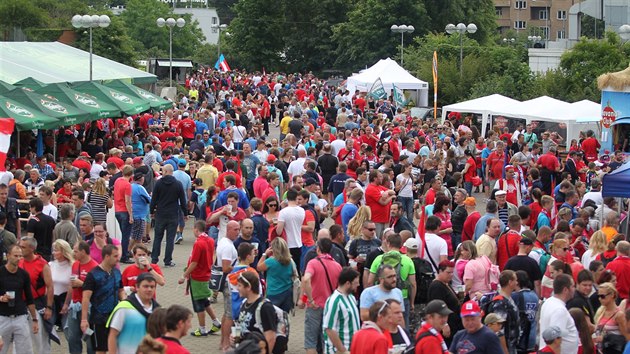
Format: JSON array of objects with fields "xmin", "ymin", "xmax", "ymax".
[{"xmin": 495, "ymin": 0, "xmax": 577, "ymax": 42}]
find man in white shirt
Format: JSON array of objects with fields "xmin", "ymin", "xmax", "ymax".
[
  {"xmin": 276, "ymin": 189, "xmax": 305, "ymax": 269},
  {"xmin": 538, "ymin": 274, "xmax": 579, "ymax": 354},
  {"xmin": 38, "ymin": 186, "xmax": 58, "ymax": 221},
  {"xmin": 582, "ymin": 178, "xmax": 603, "ymax": 206},
  {"xmin": 287, "ymin": 148, "xmax": 307, "ymax": 182},
  {"xmin": 418, "ymin": 216, "xmax": 448, "ymax": 273},
  {"xmin": 216, "ymin": 220, "xmax": 238, "ymax": 350}
]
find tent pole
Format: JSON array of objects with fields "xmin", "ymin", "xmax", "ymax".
[
  {"xmin": 16, "ymin": 131, "xmax": 20, "ymax": 159},
  {"xmin": 626, "ymin": 198, "xmax": 629, "ymax": 241},
  {"xmin": 53, "ymin": 130, "xmax": 57, "ymax": 162}
]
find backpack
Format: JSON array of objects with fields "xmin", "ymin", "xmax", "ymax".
[
  {"xmin": 254, "ymin": 298, "xmax": 289, "ymax": 354},
  {"xmin": 484, "ymin": 256, "xmax": 500, "ymax": 291},
  {"xmin": 532, "ymin": 248, "xmax": 551, "ymax": 275},
  {"xmin": 381, "ymin": 252, "xmax": 410, "ymax": 292},
  {"xmin": 413, "ymin": 257, "xmax": 435, "ymax": 304},
  {"xmin": 403, "ymin": 330, "xmax": 433, "ymax": 354},
  {"xmin": 513, "ymin": 290, "xmax": 534, "ymax": 352},
  {"xmin": 600, "ymin": 252, "xmax": 616, "ymax": 267}
]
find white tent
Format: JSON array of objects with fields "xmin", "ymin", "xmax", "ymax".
[
  {"xmin": 572, "ymin": 100, "xmax": 601, "ymax": 122},
  {"xmin": 346, "ymin": 58, "xmax": 429, "ymax": 106},
  {"xmin": 441, "ymin": 94, "xmax": 521, "ymax": 136}
]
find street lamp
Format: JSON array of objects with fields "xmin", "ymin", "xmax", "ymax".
[
  {"xmin": 390, "ymin": 24, "xmax": 415, "ymax": 66},
  {"xmin": 71, "ymin": 14, "xmax": 111, "ymax": 81},
  {"xmin": 502, "ymin": 37, "xmax": 516, "ymax": 45},
  {"xmin": 445, "ymin": 23, "xmax": 477, "ymax": 78},
  {"xmin": 619, "ymin": 25, "xmax": 630, "ymax": 41},
  {"xmin": 527, "ymin": 35, "xmax": 542, "ymax": 48},
  {"xmin": 157, "ymin": 17, "xmax": 186, "ymax": 88},
  {"xmin": 211, "ymin": 24, "xmax": 228, "ymax": 60}
]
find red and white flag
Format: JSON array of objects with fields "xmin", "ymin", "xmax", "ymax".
[
  {"xmin": 0, "ymin": 119, "xmax": 15, "ymax": 172},
  {"xmin": 214, "ymin": 54, "xmax": 231, "ymax": 72}
]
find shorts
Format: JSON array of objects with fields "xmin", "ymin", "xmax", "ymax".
[
  {"xmin": 192, "ymin": 297, "xmax": 211, "ymax": 313},
  {"xmin": 90, "ymin": 322, "xmax": 109, "ymax": 352},
  {"xmin": 223, "ymin": 286, "xmax": 232, "ymax": 320},
  {"xmin": 178, "ymin": 209, "xmax": 186, "ymax": 228},
  {"xmin": 131, "ymin": 219, "xmax": 147, "ymax": 241},
  {"xmin": 304, "ymin": 306, "xmax": 324, "ymax": 350}
]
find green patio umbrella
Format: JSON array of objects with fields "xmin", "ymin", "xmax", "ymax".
[
  {"xmin": 35, "ymin": 83, "xmax": 121, "ymax": 120},
  {"xmin": 2, "ymin": 88, "xmax": 91, "ymax": 126},
  {"xmin": 0, "ymin": 95, "xmax": 59, "ymax": 130},
  {"xmin": 104, "ymin": 79, "xmax": 173, "ymax": 111},
  {"xmin": 72, "ymin": 81, "xmax": 151, "ymax": 115},
  {"xmin": 0, "ymin": 81, "xmax": 16, "ymax": 95},
  {"xmin": 13, "ymin": 77, "xmax": 47, "ymax": 91}
]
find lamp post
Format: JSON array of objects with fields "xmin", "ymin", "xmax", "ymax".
[
  {"xmin": 71, "ymin": 14, "xmax": 111, "ymax": 81},
  {"xmin": 445, "ymin": 23, "xmax": 477, "ymax": 78},
  {"xmin": 619, "ymin": 25, "xmax": 630, "ymax": 42},
  {"xmin": 157, "ymin": 17, "xmax": 186, "ymax": 88},
  {"xmin": 502, "ymin": 37, "xmax": 516, "ymax": 45},
  {"xmin": 527, "ymin": 35, "xmax": 542, "ymax": 47},
  {"xmin": 390, "ymin": 24, "xmax": 414, "ymax": 66},
  {"xmin": 211, "ymin": 24, "xmax": 228, "ymax": 60}
]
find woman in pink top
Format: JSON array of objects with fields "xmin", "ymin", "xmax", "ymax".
[
  {"xmin": 462, "ymin": 254, "xmax": 493, "ymax": 299},
  {"xmin": 453, "ymin": 241, "xmax": 476, "ymax": 288},
  {"xmin": 433, "ymin": 196, "xmax": 453, "ymax": 257},
  {"xmin": 89, "ymin": 223, "xmax": 122, "ymax": 267}
]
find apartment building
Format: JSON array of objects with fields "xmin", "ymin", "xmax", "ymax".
[{"xmin": 495, "ymin": 0, "xmax": 578, "ymax": 42}]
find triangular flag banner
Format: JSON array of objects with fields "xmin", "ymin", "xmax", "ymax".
[
  {"xmin": 0, "ymin": 118, "xmax": 15, "ymax": 172},
  {"xmin": 393, "ymin": 84, "xmax": 408, "ymax": 108},
  {"xmin": 214, "ymin": 54, "xmax": 231, "ymax": 72},
  {"xmin": 368, "ymin": 77, "xmax": 387, "ymax": 100}
]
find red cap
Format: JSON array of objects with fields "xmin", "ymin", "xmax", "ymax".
[
  {"xmin": 267, "ymin": 155, "xmax": 277, "ymax": 163},
  {"xmin": 132, "ymin": 157, "xmax": 143, "ymax": 165},
  {"xmin": 392, "ymin": 128, "xmax": 401, "ymax": 135},
  {"xmin": 80, "ymin": 152, "xmax": 90, "ymax": 158},
  {"xmin": 505, "ymin": 164, "xmax": 515, "ymax": 171},
  {"xmin": 460, "ymin": 300, "xmax": 481, "ymax": 317},
  {"xmin": 65, "ymin": 129, "xmax": 73, "ymax": 135}
]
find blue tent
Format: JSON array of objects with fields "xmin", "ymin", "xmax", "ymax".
[{"xmin": 602, "ymin": 160, "xmax": 630, "ymax": 197}]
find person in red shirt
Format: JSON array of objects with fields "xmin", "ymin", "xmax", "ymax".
[
  {"xmin": 178, "ymin": 221, "xmax": 221, "ymax": 336},
  {"xmin": 72, "ymin": 154, "xmax": 91, "ymax": 171},
  {"xmin": 365, "ymin": 170, "xmax": 396, "ymax": 238},
  {"xmin": 350, "ymin": 301, "xmax": 390, "ymax": 354},
  {"xmin": 155, "ymin": 305, "xmax": 193, "ymax": 354},
  {"xmin": 67, "ymin": 241, "xmax": 99, "ymax": 354},
  {"xmin": 537, "ymin": 146, "xmax": 561, "ymax": 196},
  {"xmin": 360, "ymin": 126, "xmax": 379, "ymax": 151},
  {"xmin": 121, "ymin": 244, "xmax": 165, "ymax": 292},
  {"xmin": 107, "ymin": 148, "xmax": 125, "ymax": 170},
  {"xmin": 178, "ymin": 112, "xmax": 196, "ymax": 145},
  {"xmin": 216, "ymin": 160, "xmax": 243, "ymax": 190},
  {"xmin": 605, "ymin": 240, "xmax": 630, "ymax": 300},
  {"xmin": 414, "ymin": 299, "xmax": 452, "ymax": 354},
  {"xmin": 388, "ymin": 128, "xmax": 402, "ymax": 163},
  {"xmin": 337, "ymin": 139, "xmax": 362, "ymax": 162},
  {"xmin": 486, "ymin": 141, "xmax": 506, "ymax": 190},
  {"xmin": 113, "ymin": 165, "xmax": 134, "ymax": 263},
  {"xmin": 539, "ymin": 326, "xmax": 562, "ymax": 353},
  {"xmin": 297, "ymin": 190, "xmax": 316, "ymax": 251},
  {"xmin": 462, "ymin": 197, "xmax": 480, "ymax": 242},
  {"xmin": 495, "ymin": 165, "xmax": 521, "ymax": 206},
  {"xmin": 355, "ymin": 92, "xmax": 367, "ymax": 112},
  {"xmin": 496, "ymin": 215, "xmax": 523, "ymax": 270},
  {"xmin": 581, "ymin": 130, "xmax": 600, "ymax": 163}
]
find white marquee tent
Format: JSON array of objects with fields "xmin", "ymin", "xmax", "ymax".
[
  {"xmin": 441, "ymin": 94, "xmax": 521, "ymax": 136},
  {"xmin": 346, "ymin": 58, "xmax": 429, "ymax": 106}
]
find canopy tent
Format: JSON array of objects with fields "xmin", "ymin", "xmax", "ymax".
[
  {"xmin": 2, "ymin": 88, "xmax": 91, "ymax": 126},
  {"xmin": 603, "ymin": 160, "xmax": 630, "ymax": 198},
  {"xmin": 346, "ymin": 58, "xmax": 429, "ymax": 106},
  {"xmin": 103, "ymin": 79, "xmax": 172, "ymax": 111},
  {"xmin": 0, "ymin": 81, "xmax": 16, "ymax": 95},
  {"xmin": 35, "ymin": 83, "xmax": 121, "ymax": 120},
  {"xmin": 441, "ymin": 94, "xmax": 521, "ymax": 136},
  {"xmin": 71, "ymin": 82, "xmax": 151, "ymax": 116},
  {"xmin": 13, "ymin": 77, "xmax": 47, "ymax": 90},
  {"xmin": 0, "ymin": 42, "xmax": 157, "ymax": 84},
  {"xmin": 571, "ymin": 100, "xmax": 601, "ymax": 122},
  {"xmin": 0, "ymin": 96, "xmax": 60, "ymax": 130}
]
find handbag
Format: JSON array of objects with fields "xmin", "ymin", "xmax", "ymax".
[
  {"xmin": 209, "ymin": 259, "xmax": 237, "ymax": 292},
  {"xmin": 471, "ymin": 176, "xmax": 482, "ymax": 187},
  {"xmin": 602, "ymin": 333, "xmax": 626, "ymax": 354}
]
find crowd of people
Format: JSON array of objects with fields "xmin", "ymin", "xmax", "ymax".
[{"xmin": 0, "ymin": 67, "xmax": 627, "ymax": 354}]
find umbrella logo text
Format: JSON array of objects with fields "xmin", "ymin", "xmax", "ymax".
[
  {"xmin": 40, "ymin": 100, "xmax": 68, "ymax": 114},
  {"xmin": 75, "ymin": 94, "xmax": 100, "ymax": 108},
  {"xmin": 5, "ymin": 102, "xmax": 34, "ymax": 118},
  {"xmin": 136, "ymin": 89, "xmax": 158, "ymax": 102},
  {"xmin": 110, "ymin": 91, "xmax": 133, "ymax": 104}
]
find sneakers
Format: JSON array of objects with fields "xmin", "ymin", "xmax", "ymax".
[
  {"xmin": 164, "ymin": 262, "xmax": 177, "ymax": 268},
  {"xmin": 190, "ymin": 328, "xmax": 208, "ymax": 337},
  {"xmin": 174, "ymin": 233, "xmax": 183, "ymax": 244},
  {"xmin": 209, "ymin": 323, "xmax": 221, "ymax": 334}
]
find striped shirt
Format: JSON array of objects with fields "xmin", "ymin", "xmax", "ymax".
[{"xmin": 322, "ymin": 289, "xmax": 360, "ymax": 354}]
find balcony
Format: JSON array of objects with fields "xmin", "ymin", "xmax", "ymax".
[{"xmin": 495, "ymin": 0, "xmax": 511, "ymax": 7}]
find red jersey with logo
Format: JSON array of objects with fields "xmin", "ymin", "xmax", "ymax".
[
  {"xmin": 70, "ymin": 259, "xmax": 99, "ymax": 303},
  {"xmin": 122, "ymin": 264, "xmax": 164, "ymax": 289},
  {"xmin": 178, "ymin": 119, "xmax": 196, "ymax": 139},
  {"xmin": 19, "ymin": 256, "xmax": 49, "ymax": 300}
]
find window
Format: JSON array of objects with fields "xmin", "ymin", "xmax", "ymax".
[
  {"xmin": 557, "ymin": 30, "xmax": 566, "ymax": 39},
  {"xmin": 539, "ymin": 26, "xmax": 549, "ymax": 38},
  {"xmin": 212, "ymin": 17, "xmax": 218, "ymax": 25},
  {"xmin": 557, "ymin": 10, "xmax": 567, "ymax": 20},
  {"xmin": 514, "ymin": 21, "xmax": 527, "ymax": 30},
  {"xmin": 496, "ymin": 8, "xmax": 503, "ymax": 16},
  {"xmin": 515, "ymin": 1, "xmax": 527, "ymax": 9},
  {"xmin": 539, "ymin": 9, "xmax": 548, "ymax": 20}
]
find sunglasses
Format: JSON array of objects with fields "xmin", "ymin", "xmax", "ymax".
[
  {"xmin": 365, "ymin": 228, "xmax": 376, "ymax": 231},
  {"xmin": 598, "ymin": 293, "xmax": 611, "ymax": 299},
  {"xmin": 562, "ymin": 247, "xmax": 570, "ymax": 251},
  {"xmin": 238, "ymin": 273, "xmax": 251, "ymax": 287},
  {"xmin": 377, "ymin": 302, "xmax": 389, "ymax": 316},
  {"xmin": 267, "ymin": 204, "xmax": 278, "ymax": 207}
]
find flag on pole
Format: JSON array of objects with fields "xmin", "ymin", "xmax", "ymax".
[
  {"xmin": 432, "ymin": 51, "xmax": 438, "ymax": 119},
  {"xmin": 0, "ymin": 119, "xmax": 14, "ymax": 172},
  {"xmin": 368, "ymin": 77, "xmax": 387, "ymax": 100},
  {"xmin": 214, "ymin": 54, "xmax": 231, "ymax": 72},
  {"xmin": 393, "ymin": 84, "xmax": 408, "ymax": 108}
]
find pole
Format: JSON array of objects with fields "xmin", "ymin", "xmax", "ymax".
[
  {"xmin": 459, "ymin": 32, "xmax": 463, "ymax": 78},
  {"xmin": 400, "ymin": 32, "xmax": 404, "ymax": 65},
  {"xmin": 546, "ymin": 4, "xmax": 549, "ymax": 46},
  {"xmin": 217, "ymin": 29, "xmax": 221, "ymax": 61},
  {"xmin": 89, "ymin": 27, "xmax": 93, "ymax": 81},
  {"xmin": 169, "ymin": 27, "xmax": 173, "ymax": 88}
]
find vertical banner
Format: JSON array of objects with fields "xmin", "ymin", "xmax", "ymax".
[
  {"xmin": 432, "ymin": 51, "xmax": 438, "ymax": 119},
  {"xmin": 0, "ymin": 118, "xmax": 15, "ymax": 171}
]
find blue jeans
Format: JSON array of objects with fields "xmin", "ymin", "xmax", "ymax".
[
  {"xmin": 397, "ymin": 196, "xmax": 414, "ymax": 222},
  {"xmin": 267, "ymin": 288, "xmax": 293, "ymax": 313},
  {"xmin": 64, "ymin": 302, "xmax": 93, "ymax": 354},
  {"xmin": 152, "ymin": 216, "xmax": 178, "ymax": 264},
  {"xmin": 115, "ymin": 212, "xmax": 131, "ymax": 261},
  {"xmin": 300, "ymin": 245, "xmax": 315, "ymax": 271},
  {"xmin": 451, "ymin": 232, "xmax": 462, "ymax": 254},
  {"xmin": 464, "ymin": 181, "xmax": 473, "ymax": 197},
  {"xmin": 403, "ymin": 298, "xmax": 410, "ymax": 331}
]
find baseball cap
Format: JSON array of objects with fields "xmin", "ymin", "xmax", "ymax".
[
  {"xmin": 178, "ymin": 159, "xmax": 187, "ymax": 167},
  {"xmin": 133, "ymin": 172, "xmax": 145, "ymax": 181},
  {"xmin": 132, "ymin": 157, "xmax": 143, "ymax": 165},
  {"xmin": 519, "ymin": 237, "xmax": 534, "ymax": 246},
  {"xmin": 495, "ymin": 190, "xmax": 507, "ymax": 196},
  {"xmin": 542, "ymin": 326, "xmax": 562, "ymax": 343},
  {"xmin": 182, "ymin": 112, "xmax": 190, "ymax": 118},
  {"xmin": 392, "ymin": 128, "xmax": 402, "ymax": 135},
  {"xmin": 463, "ymin": 197, "xmax": 476, "ymax": 206},
  {"xmin": 424, "ymin": 300, "xmax": 453, "ymax": 316},
  {"xmin": 460, "ymin": 300, "xmax": 481, "ymax": 317},
  {"xmin": 80, "ymin": 152, "xmax": 90, "ymax": 158},
  {"xmin": 484, "ymin": 313, "xmax": 506, "ymax": 325},
  {"xmin": 304, "ymin": 178, "xmax": 317, "ymax": 187},
  {"xmin": 504, "ymin": 164, "xmax": 515, "ymax": 171},
  {"xmin": 267, "ymin": 155, "xmax": 277, "ymax": 163},
  {"xmin": 403, "ymin": 238, "xmax": 419, "ymax": 250}
]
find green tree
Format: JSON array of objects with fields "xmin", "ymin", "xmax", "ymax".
[
  {"xmin": 0, "ymin": 0, "xmax": 47, "ymax": 40},
  {"xmin": 224, "ymin": 0, "xmax": 286, "ymax": 71},
  {"xmin": 121, "ymin": 0, "xmax": 205, "ymax": 59},
  {"xmin": 332, "ymin": 0, "xmax": 429, "ymax": 72},
  {"xmin": 207, "ymin": 0, "xmax": 238, "ymax": 24},
  {"xmin": 192, "ymin": 43, "xmax": 218, "ymax": 66},
  {"xmin": 422, "ymin": 0, "xmax": 496, "ymax": 44},
  {"xmin": 73, "ymin": 14, "xmax": 138, "ymax": 67}
]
